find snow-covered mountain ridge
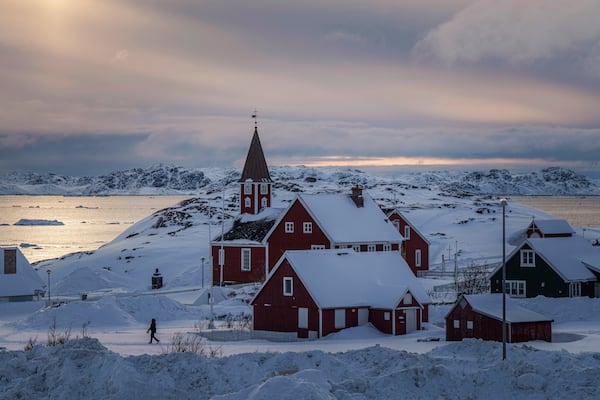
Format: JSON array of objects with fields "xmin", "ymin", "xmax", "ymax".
[{"xmin": 1, "ymin": 164, "xmax": 598, "ymax": 195}]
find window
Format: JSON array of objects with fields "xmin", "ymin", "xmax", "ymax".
[
  {"xmin": 283, "ymin": 277, "xmax": 293, "ymax": 296},
  {"xmin": 383, "ymin": 243, "xmax": 391, "ymax": 252},
  {"xmin": 3, "ymin": 249, "xmax": 16, "ymax": 274},
  {"xmin": 384, "ymin": 312, "xmax": 391, "ymax": 321},
  {"xmin": 303, "ymin": 222, "xmax": 312, "ymax": 234},
  {"xmin": 453, "ymin": 320, "xmax": 460, "ymax": 329},
  {"xmin": 392, "ymin": 220, "xmax": 400, "ymax": 231},
  {"xmin": 520, "ymin": 249, "xmax": 535, "ymax": 267},
  {"xmin": 352, "ymin": 245, "xmax": 361, "ymax": 252},
  {"xmin": 415, "ymin": 249, "xmax": 422, "ymax": 267},
  {"xmin": 367, "ymin": 244, "xmax": 376, "ymax": 252},
  {"xmin": 260, "ymin": 183, "xmax": 268, "ymax": 194},
  {"xmin": 241, "ymin": 248, "xmax": 251, "ymax": 271},
  {"xmin": 569, "ymin": 282, "xmax": 582, "ymax": 297},
  {"xmin": 244, "ymin": 183, "xmax": 252, "ymax": 194},
  {"xmin": 467, "ymin": 320, "xmax": 473, "ymax": 330},
  {"xmin": 285, "ymin": 222, "xmax": 294, "ymax": 233},
  {"xmin": 505, "ymin": 280, "xmax": 526, "ymax": 297},
  {"xmin": 244, "ymin": 197, "xmax": 251, "ymax": 208},
  {"xmin": 261, "ymin": 197, "xmax": 268, "ymax": 209},
  {"xmin": 403, "ymin": 293, "xmax": 412, "ymax": 304},
  {"xmin": 334, "ymin": 309, "xmax": 346, "ymax": 329},
  {"xmin": 311, "ymin": 245, "xmax": 325, "ymax": 250},
  {"xmin": 298, "ymin": 308, "xmax": 308, "ymax": 329},
  {"xmin": 404, "ymin": 225, "xmax": 411, "ymax": 240}
]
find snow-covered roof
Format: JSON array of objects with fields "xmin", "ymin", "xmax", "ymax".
[
  {"xmin": 273, "ymin": 249, "xmax": 429, "ymax": 309},
  {"xmin": 298, "ymin": 192, "xmax": 403, "ymax": 244},
  {"xmin": 452, "ymin": 294, "xmax": 552, "ymax": 323},
  {"xmin": 387, "ymin": 209, "xmax": 431, "ymax": 245},
  {"xmin": 526, "ymin": 237, "xmax": 599, "ymax": 282},
  {"xmin": 529, "ymin": 219, "xmax": 574, "ymax": 235},
  {"xmin": 213, "ymin": 207, "xmax": 282, "ymax": 244},
  {"xmin": 0, "ymin": 248, "xmax": 44, "ymax": 297},
  {"xmin": 490, "ymin": 236, "xmax": 600, "ymax": 282}
]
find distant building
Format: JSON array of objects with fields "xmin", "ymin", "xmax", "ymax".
[
  {"xmin": 0, "ymin": 247, "xmax": 44, "ymax": 302},
  {"xmin": 251, "ymin": 249, "xmax": 430, "ymax": 339},
  {"xmin": 446, "ymin": 294, "xmax": 552, "ymax": 343},
  {"xmin": 526, "ymin": 219, "xmax": 574, "ymax": 238}
]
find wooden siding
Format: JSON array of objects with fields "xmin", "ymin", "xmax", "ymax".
[
  {"xmin": 490, "ymin": 243, "xmax": 595, "ymax": 298},
  {"xmin": 239, "ymin": 182, "xmax": 271, "ymax": 215},
  {"xmin": 446, "ymin": 301, "xmax": 551, "ymax": 342},
  {"xmin": 388, "ymin": 212, "xmax": 429, "ymax": 274},
  {"xmin": 252, "ymin": 260, "xmax": 320, "ymax": 337},
  {"xmin": 267, "ymin": 200, "xmax": 330, "ymax": 271},
  {"xmin": 211, "ymin": 244, "xmax": 267, "ymax": 285}
]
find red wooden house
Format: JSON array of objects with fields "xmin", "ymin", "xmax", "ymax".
[
  {"xmin": 264, "ymin": 187, "xmax": 404, "ymax": 274},
  {"xmin": 251, "ymin": 249, "xmax": 430, "ymax": 339},
  {"xmin": 387, "ymin": 209, "xmax": 430, "ymax": 275},
  {"xmin": 446, "ymin": 294, "xmax": 552, "ymax": 343},
  {"xmin": 526, "ymin": 219, "xmax": 574, "ymax": 238}
]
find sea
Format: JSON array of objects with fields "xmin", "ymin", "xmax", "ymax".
[{"xmin": 0, "ymin": 195, "xmax": 598, "ymax": 264}]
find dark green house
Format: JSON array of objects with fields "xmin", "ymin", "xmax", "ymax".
[{"xmin": 490, "ymin": 237, "xmax": 600, "ymax": 298}]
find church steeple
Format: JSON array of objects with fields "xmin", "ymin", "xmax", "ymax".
[{"xmin": 239, "ymin": 115, "xmax": 272, "ymax": 214}]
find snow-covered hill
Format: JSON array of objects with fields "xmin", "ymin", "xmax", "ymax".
[{"xmin": 1, "ymin": 165, "xmax": 598, "ymax": 196}]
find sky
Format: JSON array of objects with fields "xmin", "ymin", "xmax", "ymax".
[{"xmin": 1, "ymin": 0, "xmax": 600, "ymax": 176}]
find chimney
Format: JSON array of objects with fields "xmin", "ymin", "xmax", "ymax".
[{"xmin": 351, "ymin": 186, "xmax": 364, "ymax": 208}]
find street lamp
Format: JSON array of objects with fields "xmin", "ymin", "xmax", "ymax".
[
  {"xmin": 500, "ymin": 198, "xmax": 508, "ymax": 360},
  {"xmin": 47, "ymin": 269, "xmax": 51, "ymax": 304},
  {"xmin": 201, "ymin": 257, "xmax": 205, "ymax": 288}
]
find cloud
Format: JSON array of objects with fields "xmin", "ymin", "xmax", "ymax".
[{"xmin": 413, "ymin": 0, "xmax": 600, "ymax": 76}]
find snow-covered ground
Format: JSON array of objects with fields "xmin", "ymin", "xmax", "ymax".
[{"xmin": 1, "ymin": 166, "xmax": 600, "ymax": 399}]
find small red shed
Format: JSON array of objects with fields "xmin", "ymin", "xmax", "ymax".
[
  {"xmin": 446, "ymin": 294, "xmax": 552, "ymax": 343},
  {"xmin": 251, "ymin": 249, "xmax": 430, "ymax": 339}
]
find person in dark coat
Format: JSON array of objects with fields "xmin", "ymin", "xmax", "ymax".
[{"xmin": 147, "ymin": 318, "xmax": 159, "ymax": 344}]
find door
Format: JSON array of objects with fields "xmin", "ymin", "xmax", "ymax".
[
  {"xmin": 358, "ymin": 308, "xmax": 369, "ymax": 325},
  {"xmin": 405, "ymin": 309, "xmax": 417, "ymax": 333},
  {"xmin": 298, "ymin": 308, "xmax": 308, "ymax": 329}
]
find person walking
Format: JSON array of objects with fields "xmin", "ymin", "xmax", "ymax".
[{"xmin": 147, "ymin": 318, "xmax": 160, "ymax": 344}]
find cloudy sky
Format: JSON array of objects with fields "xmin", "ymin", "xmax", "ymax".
[{"xmin": 1, "ymin": 0, "xmax": 599, "ymax": 175}]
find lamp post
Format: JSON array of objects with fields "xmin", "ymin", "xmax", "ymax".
[
  {"xmin": 500, "ymin": 198, "xmax": 508, "ymax": 360},
  {"xmin": 201, "ymin": 257, "xmax": 205, "ymax": 288},
  {"xmin": 46, "ymin": 269, "xmax": 51, "ymax": 304}
]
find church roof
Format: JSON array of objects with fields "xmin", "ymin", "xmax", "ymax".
[{"xmin": 239, "ymin": 127, "xmax": 272, "ymax": 183}]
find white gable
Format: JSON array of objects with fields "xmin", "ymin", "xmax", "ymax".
[
  {"xmin": 299, "ymin": 192, "xmax": 403, "ymax": 244},
  {"xmin": 0, "ymin": 248, "xmax": 45, "ymax": 298},
  {"xmin": 283, "ymin": 249, "xmax": 429, "ymax": 309},
  {"xmin": 458, "ymin": 294, "xmax": 552, "ymax": 323}
]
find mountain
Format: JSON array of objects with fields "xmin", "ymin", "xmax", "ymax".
[{"xmin": 0, "ymin": 165, "xmax": 598, "ymax": 196}]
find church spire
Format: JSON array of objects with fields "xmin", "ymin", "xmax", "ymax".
[{"xmin": 239, "ymin": 113, "xmax": 272, "ymax": 183}]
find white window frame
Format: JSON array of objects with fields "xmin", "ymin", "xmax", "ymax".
[
  {"xmin": 415, "ymin": 249, "xmax": 422, "ymax": 267},
  {"xmin": 403, "ymin": 293, "xmax": 412, "ymax": 304},
  {"xmin": 353, "ymin": 245, "xmax": 361, "ymax": 252},
  {"xmin": 241, "ymin": 248, "xmax": 251, "ymax": 271},
  {"xmin": 384, "ymin": 312, "xmax": 391, "ymax": 321},
  {"xmin": 467, "ymin": 320, "xmax": 473, "ymax": 330},
  {"xmin": 367, "ymin": 244, "xmax": 376, "ymax": 252},
  {"xmin": 283, "ymin": 277, "xmax": 293, "ymax": 296},
  {"xmin": 244, "ymin": 183, "xmax": 252, "ymax": 194},
  {"xmin": 453, "ymin": 320, "xmax": 460, "ymax": 329},
  {"xmin": 334, "ymin": 309, "xmax": 346, "ymax": 329},
  {"xmin": 404, "ymin": 225, "xmax": 411, "ymax": 240},
  {"xmin": 298, "ymin": 307, "xmax": 308, "ymax": 329},
  {"xmin": 569, "ymin": 282, "xmax": 582, "ymax": 297},
  {"xmin": 285, "ymin": 222, "xmax": 294, "ymax": 233},
  {"xmin": 260, "ymin": 183, "xmax": 268, "ymax": 194},
  {"xmin": 261, "ymin": 197, "xmax": 268, "ymax": 208},
  {"xmin": 244, "ymin": 197, "xmax": 251, "ymax": 208},
  {"xmin": 311, "ymin": 244, "xmax": 325, "ymax": 250},
  {"xmin": 505, "ymin": 280, "xmax": 526, "ymax": 297},
  {"xmin": 383, "ymin": 243, "xmax": 391, "ymax": 252},
  {"xmin": 520, "ymin": 249, "xmax": 535, "ymax": 267},
  {"xmin": 392, "ymin": 220, "xmax": 400, "ymax": 231},
  {"xmin": 303, "ymin": 222, "xmax": 312, "ymax": 234}
]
